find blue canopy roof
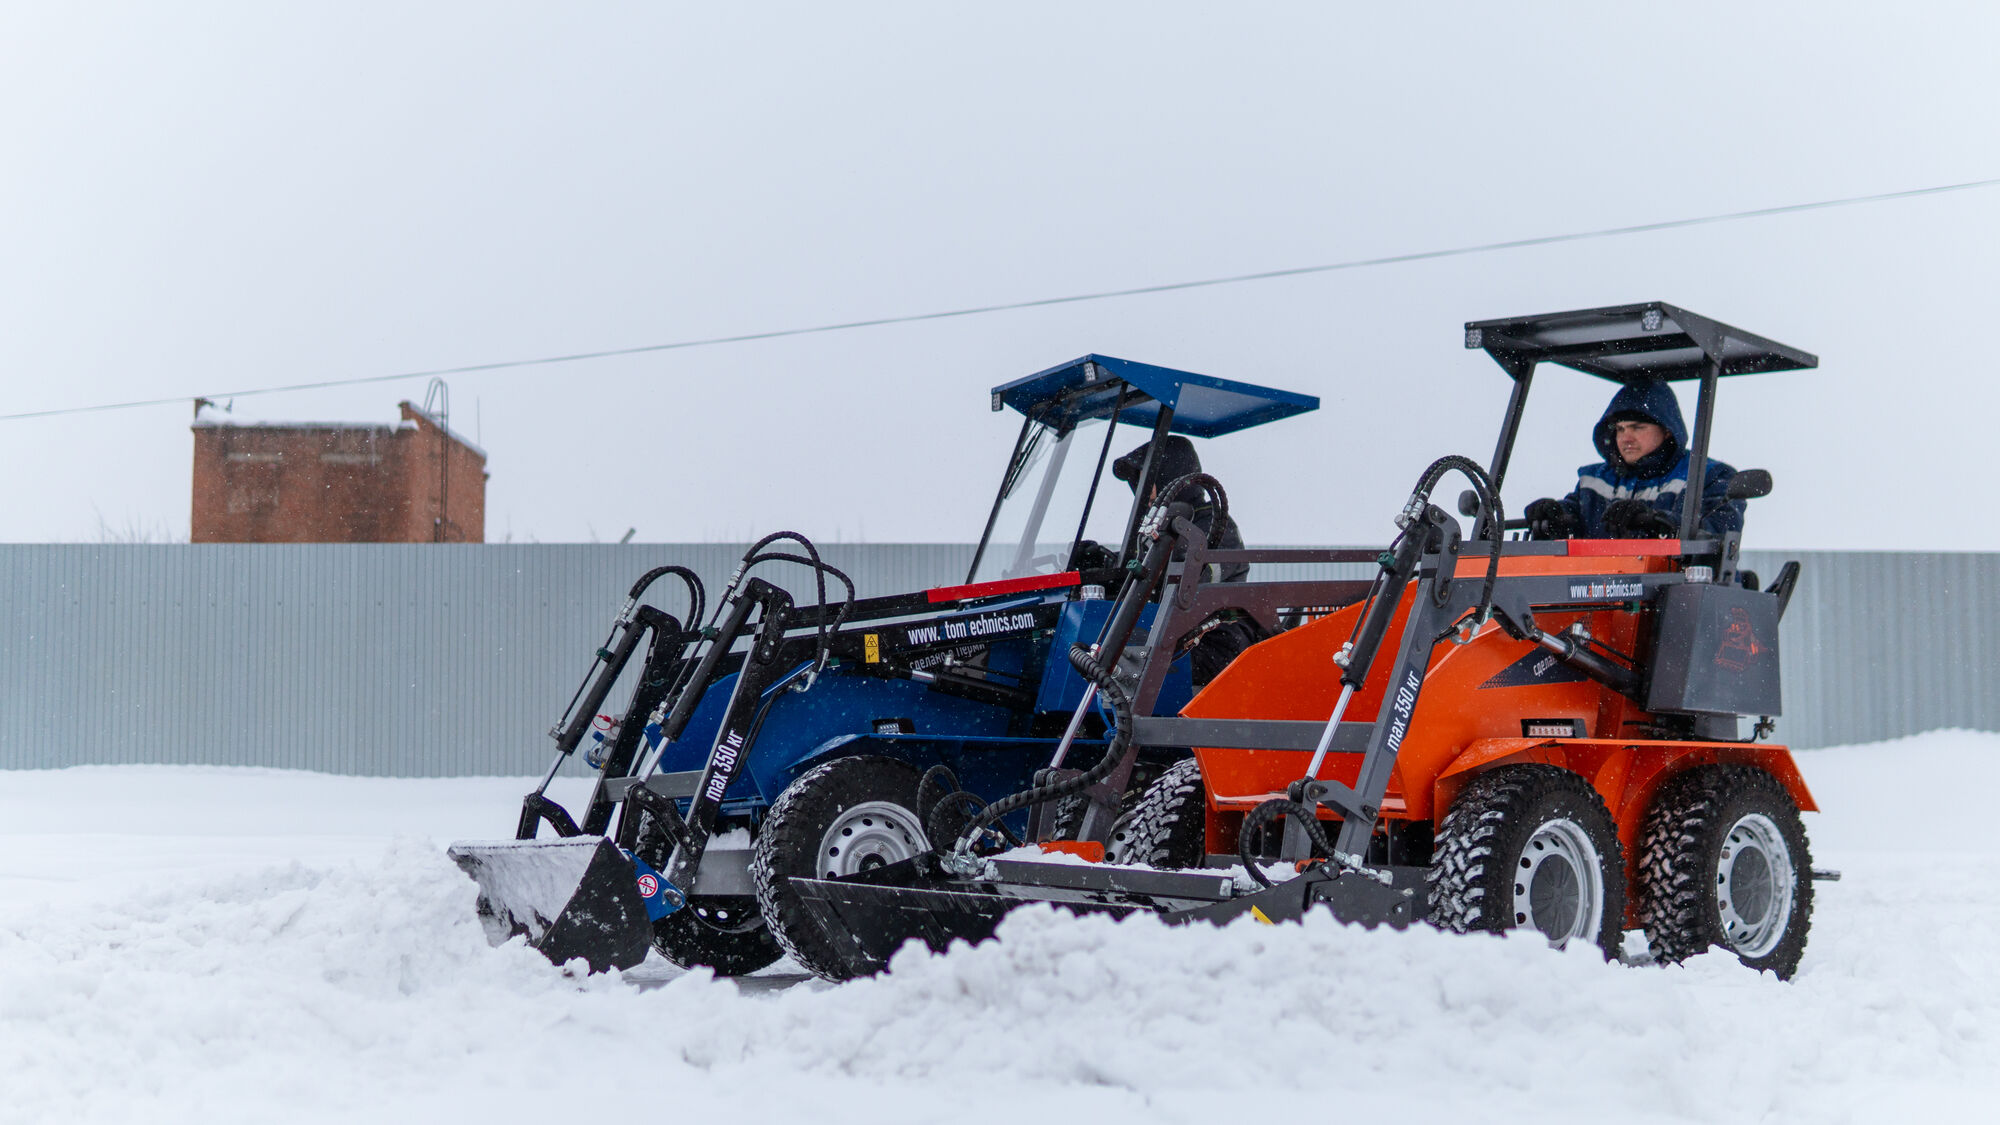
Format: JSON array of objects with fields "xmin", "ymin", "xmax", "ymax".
[{"xmin": 989, "ymin": 354, "xmax": 1318, "ymax": 439}]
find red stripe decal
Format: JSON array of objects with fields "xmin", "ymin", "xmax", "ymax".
[
  {"xmin": 1563, "ymin": 539, "xmax": 1685, "ymax": 557},
  {"xmin": 927, "ymin": 571, "xmax": 1081, "ymax": 603}
]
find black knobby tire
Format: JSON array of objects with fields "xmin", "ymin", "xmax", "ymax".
[
  {"xmin": 750, "ymin": 755, "xmax": 929, "ymax": 981},
  {"xmin": 1638, "ymin": 765, "xmax": 1813, "ymax": 979},
  {"xmin": 1049, "ymin": 758, "xmax": 1168, "ymax": 845},
  {"xmin": 634, "ymin": 811, "xmax": 783, "ymax": 976},
  {"xmin": 1428, "ymin": 764, "xmax": 1626, "ymax": 960},
  {"xmin": 650, "ymin": 898, "xmax": 783, "ymax": 976},
  {"xmin": 1106, "ymin": 757, "xmax": 1206, "ymax": 869},
  {"xmin": 1049, "ymin": 792, "xmax": 1090, "ymax": 841}
]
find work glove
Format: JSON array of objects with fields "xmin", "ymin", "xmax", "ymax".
[
  {"xmin": 1603, "ymin": 498, "xmax": 1679, "ymax": 539},
  {"xmin": 1522, "ymin": 498, "xmax": 1579, "ymax": 541}
]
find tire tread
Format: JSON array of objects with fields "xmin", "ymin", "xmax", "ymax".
[
  {"xmin": 750, "ymin": 755, "xmax": 923, "ymax": 981},
  {"xmin": 1427, "ymin": 764, "xmax": 1625, "ymax": 959},
  {"xmin": 1637, "ymin": 764, "xmax": 1813, "ymax": 978},
  {"xmin": 1106, "ymin": 758, "xmax": 1205, "ymax": 869}
]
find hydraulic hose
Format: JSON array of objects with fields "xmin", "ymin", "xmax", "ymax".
[
  {"xmin": 918, "ymin": 764, "xmax": 1019, "ymax": 848},
  {"xmin": 1152, "ymin": 472, "xmax": 1229, "ymax": 547},
  {"xmin": 726, "ymin": 531, "xmax": 859, "ymax": 690},
  {"xmin": 926, "ymin": 788, "xmax": 1024, "ymax": 850},
  {"xmin": 916, "ymin": 765, "xmax": 961, "ymax": 828},
  {"xmin": 639, "ymin": 530, "xmax": 855, "ymax": 766},
  {"xmin": 1337, "ymin": 524, "xmax": 1426, "ymax": 690},
  {"xmin": 1400, "ymin": 455, "xmax": 1505, "ymax": 641},
  {"xmin": 741, "ymin": 551, "xmax": 855, "ymax": 679},
  {"xmin": 1246, "ymin": 457, "xmax": 1506, "ymax": 877},
  {"xmin": 1235, "ymin": 798, "xmax": 1337, "ymax": 888},
  {"xmin": 549, "ymin": 564, "xmax": 707, "ymax": 753},
  {"xmin": 940, "ymin": 492, "xmax": 1194, "ymax": 870},
  {"xmin": 946, "ymin": 649, "xmax": 1135, "ymax": 866},
  {"xmin": 627, "ymin": 565, "xmax": 706, "ymax": 631}
]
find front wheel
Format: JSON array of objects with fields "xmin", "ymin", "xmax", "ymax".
[
  {"xmin": 1106, "ymin": 757, "xmax": 1206, "ymax": 868},
  {"xmin": 750, "ymin": 755, "xmax": 929, "ymax": 980},
  {"xmin": 650, "ymin": 898, "xmax": 783, "ymax": 976},
  {"xmin": 1638, "ymin": 765, "xmax": 1813, "ymax": 979},
  {"xmin": 1428, "ymin": 764, "xmax": 1626, "ymax": 959},
  {"xmin": 635, "ymin": 811, "xmax": 782, "ymax": 976}
]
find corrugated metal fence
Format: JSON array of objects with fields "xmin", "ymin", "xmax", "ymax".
[
  {"xmin": 1738, "ymin": 550, "xmax": 2000, "ymax": 749},
  {"xmin": 1, "ymin": 544, "xmax": 974, "ymax": 776},
  {"xmin": 2, "ymin": 544, "xmax": 1993, "ymax": 774}
]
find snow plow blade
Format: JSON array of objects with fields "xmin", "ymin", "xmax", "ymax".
[
  {"xmin": 788, "ymin": 855, "xmax": 1424, "ymax": 978},
  {"xmin": 447, "ymin": 837, "xmax": 653, "ymax": 974}
]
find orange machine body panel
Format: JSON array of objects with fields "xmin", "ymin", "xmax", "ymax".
[{"xmin": 1180, "ymin": 547, "xmax": 1813, "ymax": 860}]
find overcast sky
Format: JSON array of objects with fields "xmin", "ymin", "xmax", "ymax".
[{"xmin": 4, "ymin": 2, "xmax": 1996, "ymax": 550}]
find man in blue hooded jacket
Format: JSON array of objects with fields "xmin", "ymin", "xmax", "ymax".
[{"xmin": 1523, "ymin": 378, "xmax": 1744, "ymax": 540}]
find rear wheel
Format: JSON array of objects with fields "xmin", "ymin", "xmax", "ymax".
[
  {"xmin": 1107, "ymin": 757, "xmax": 1206, "ymax": 868},
  {"xmin": 1428, "ymin": 764, "xmax": 1626, "ymax": 959},
  {"xmin": 751, "ymin": 755, "xmax": 929, "ymax": 980},
  {"xmin": 1638, "ymin": 765, "xmax": 1813, "ymax": 979}
]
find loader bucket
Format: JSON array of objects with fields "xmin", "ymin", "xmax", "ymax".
[
  {"xmin": 788, "ymin": 854, "xmax": 1422, "ymax": 978},
  {"xmin": 447, "ymin": 837, "xmax": 654, "ymax": 974}
]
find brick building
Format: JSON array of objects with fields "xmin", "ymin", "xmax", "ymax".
[{"xmin": 190, "ymin": 401, "xmax": 487, "ymax": 543}]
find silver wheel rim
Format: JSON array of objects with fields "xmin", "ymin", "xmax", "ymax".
[
  {"xmin": 1512, "ymin": 817, "xmax": 1605, "ymax": 946},
  {"xmin": 817, "ymin": 800, "xmax": 928, "ymax": 879},
  {"xmin": 1717, "ymin": 812, "xmax": 1795, "ymax": 958}
]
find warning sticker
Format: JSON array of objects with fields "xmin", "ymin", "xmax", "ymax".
[
  {"xmin": 1479, "ymin": 648, "xmax": 1591, "ymax": 689},
  {"xmin": 1713, "ymin": 606, "xmax": 1764, "ymax": 671}
]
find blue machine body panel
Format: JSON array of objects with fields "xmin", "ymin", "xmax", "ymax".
[
  {"xmin": 652, "ymin": 590, "xmax": 1193, "ymax": 825},
  {"xmin": 991, "ymin": 354, "xmax": 1319, "ymax": 438},
  {"xmin": 1034, "ymin": 598, "xmax": 1194, "ymax": 715}
]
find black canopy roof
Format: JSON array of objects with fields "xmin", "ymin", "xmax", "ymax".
[{"xmin": 1464, "ymin": 302, "xmax": 1818, "ymax": 382}]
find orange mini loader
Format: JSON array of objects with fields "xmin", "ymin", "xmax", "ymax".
[{"xmin": 787, "ymin": 302, "xmax": 1830, "ymax": 981}]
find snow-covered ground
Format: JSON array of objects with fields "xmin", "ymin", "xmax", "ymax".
[{"xmin": 4, "ymin": 732, "xmax": 1996, "ymax": 1124}]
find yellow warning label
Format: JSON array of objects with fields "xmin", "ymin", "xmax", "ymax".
[
  {"xmin": 1250, "ymin": 905, "xmax": 1275, "ymax": 925},
  {"xmin": 863, "ymin": 633, "xmax": 880, "ymax": 663}
]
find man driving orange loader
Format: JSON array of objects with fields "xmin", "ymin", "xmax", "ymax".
[{"xmin": 1523, "ymin": 376, "xmax": 1744, "ymax": 540}]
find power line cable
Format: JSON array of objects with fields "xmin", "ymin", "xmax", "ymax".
[{"xmin": 6, "ymin": 174, "xmax": 1998, "ymax": 423}]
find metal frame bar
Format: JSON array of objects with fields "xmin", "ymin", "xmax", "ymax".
[
  {"xmin": 607, "ymin": 578, "xmax": 797, "ymax": 890},
  {"xmin": 1680, "ymin": 356, "xmax": 1723, "ymax": 540},
  {"xmin": 1065, "ymin": 389, "xmax": 1125, "ymax": 563},
  {"xmin": 1115, "ymin": 407, "xmax": 1178, "ymax": 570},
  {"xmin": 1082, "ymin": 524, "xmax": 1706, "ymax": 857},
  {"xmin": 1001, "ymin": 421, "xmax": 1082, "ymax": 577},
  {"xmin": 966, "ymin": 412, "xmax": 1036, "ymax": 583},
  {"xmin": 1486, "ymin": 361, "xmax": 1536, "ymax": 512}
]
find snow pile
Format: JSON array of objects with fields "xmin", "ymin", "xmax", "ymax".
[
  {"xmin": 0, "ymin": 767, "xmax": 590, "ymax": 911},
  {"xmin": 4, "ymin": 733, "xmax": 2000, "ymax": 1122}
]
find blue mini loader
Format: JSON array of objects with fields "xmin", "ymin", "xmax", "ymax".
[{"xmin": 448, "ymin": 356, "xmax": 1318, "ymax": 976}]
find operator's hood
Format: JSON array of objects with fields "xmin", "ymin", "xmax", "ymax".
[
  {"xmin": 1592, "ymin": 378, "xmax": 1688, "ymax": 480},
  {"xmin": 1113, "ymin": 435, "xmax": 1204, "ymax": 501}
]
